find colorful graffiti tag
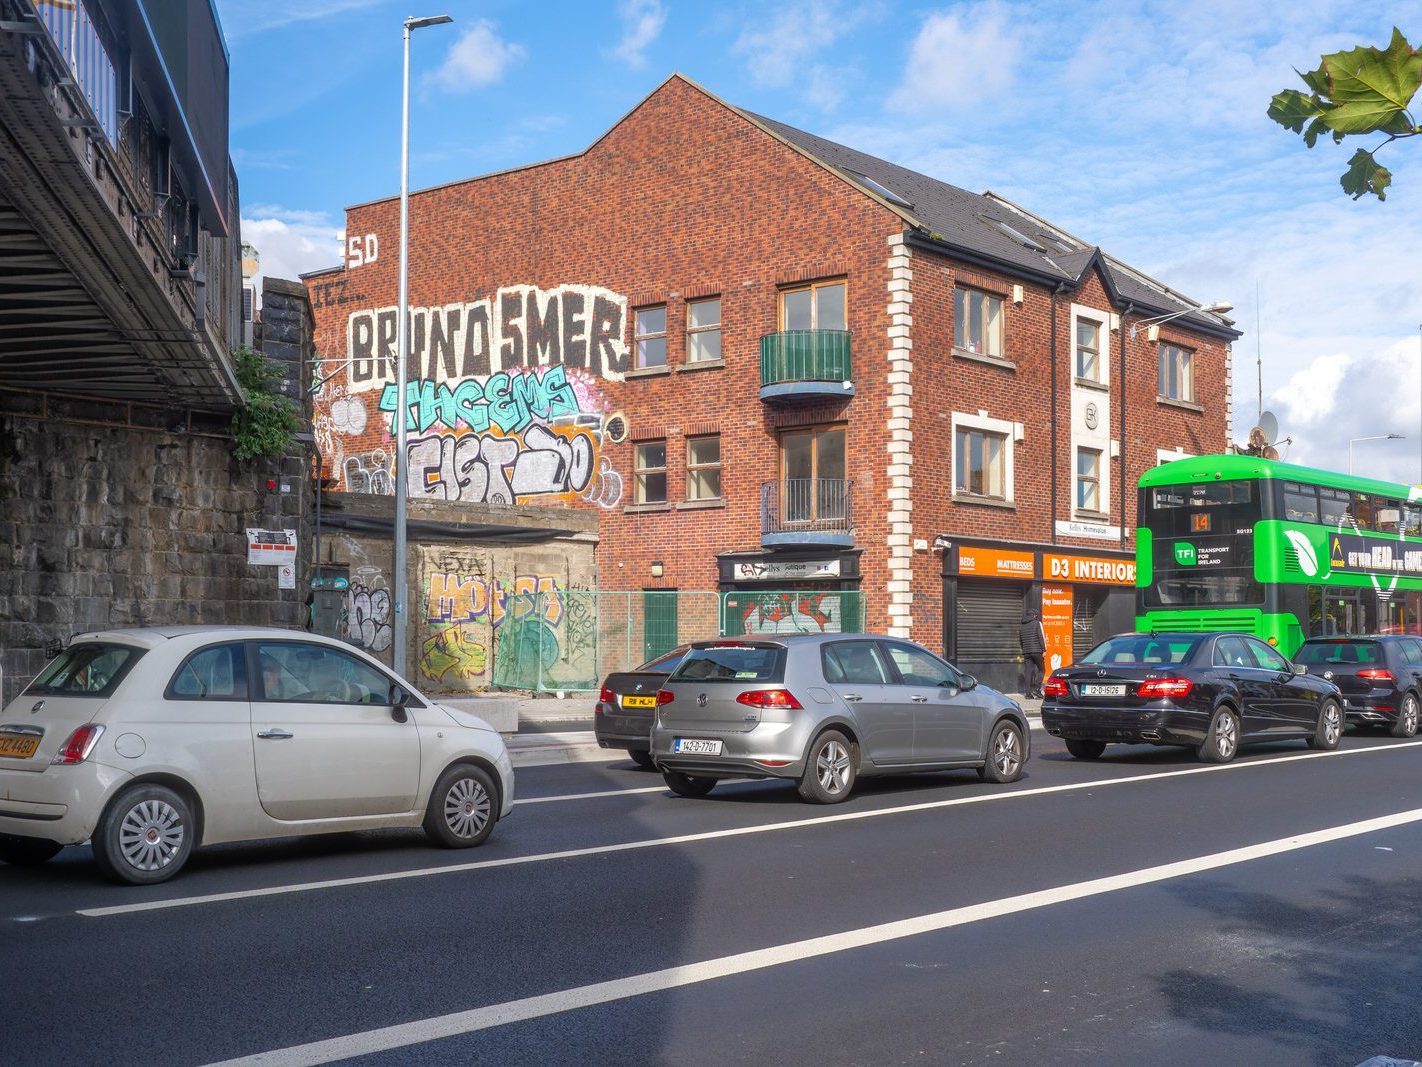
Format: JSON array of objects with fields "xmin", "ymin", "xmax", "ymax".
[
  {"xmin": 737, "ymin": 593, "xmax": 845, "ymax": 635},
  {"xmin": 419, "ymin": 570, "xmax": 565, "ymax": 692}
]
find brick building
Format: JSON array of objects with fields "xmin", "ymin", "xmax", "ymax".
[{"xmin": 304, "ymin": 74, "xmax": 1240, "ymax": 693}]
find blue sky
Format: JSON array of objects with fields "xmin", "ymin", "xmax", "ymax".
[{"xmin": 219, "ymin": 0, "xmax": 1422, "ymax": 482}]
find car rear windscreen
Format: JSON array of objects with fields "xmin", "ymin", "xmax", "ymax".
[
  {"xmin": 1295, "ymin": 641, "xmax": 1382, "ymax": 666},
  {"xmin": 25, "ymin": 643, "xmax": 145, "ymax": 697},
  {"xmin": 671, "ymin": 645, "xmax": 786, "ymax": 683},
  {"xmin": 1081, "ymin": 634, "xmax": 1203, "ymax": 666}
]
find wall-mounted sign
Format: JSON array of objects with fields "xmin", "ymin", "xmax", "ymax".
[
  {"xmin": 958, "ymin": 547, "xmax": 1035, "ymax": 579},
  {"xmin": 1041, "ymin": 583, "xmax": 1074, "ymax": 673},
  {"xmin": 732, "ymin": 559, "xmax": 841, "ymax": 581},
  {"xmin": 1044, "ymin": 552, "xmax": 1136, "ymax": 586},
  {"xmin": 278, "ymin": 563, "xmax": 296, "ymax": 590},
  {"xmin": 247, "ymin": 528, "xmax": 297, "ymax": 567},
  {"xmin": 1056, "ymin": 520, "xmax": 1124, "ymax": 542}
]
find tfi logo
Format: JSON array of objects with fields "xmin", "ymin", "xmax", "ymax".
[{"xmin": 1173, "ymin": 542, "xmax": 1198, "ymax": 566}]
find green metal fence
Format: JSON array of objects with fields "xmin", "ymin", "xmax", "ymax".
[{"xmin": 490, "ymin": 589, "xmax": 865, "ymax": 693}]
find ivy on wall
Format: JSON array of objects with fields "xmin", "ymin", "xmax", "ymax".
[{"xmin": 230, "ymin": 347, "xmax": 301, "ymax": 461}]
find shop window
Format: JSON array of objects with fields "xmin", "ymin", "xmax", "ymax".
[
  {"xmin": 1158, "ymin": 343, "xmax": 1194, "ymax": 402},
  {"xmin": 686, "ymin": 297, "xmax": 722, "ymax": 362},
  {"xmin": 953, "ymin": 286, "xmax": 1003, "ymax": 358},
  {"xmin": 687, "ymin": 435, "xmax": 722, "ymax": 501},
  {"xmin": 635, "ymin": 441, "xmax": 667, "ymax": 504},
  {"xmin": 780, "ymin": 279, "xmax": 846, "ymax": 332},
  {"xmin": 635, "ymin": 305, "xmax": 667, "ymax": 369}
]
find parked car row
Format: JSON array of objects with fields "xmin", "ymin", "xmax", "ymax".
[{"xmin": 2, "ymin": 623, "xmax": 1412, "ymax": 887}]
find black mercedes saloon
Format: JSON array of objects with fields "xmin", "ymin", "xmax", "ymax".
[{"xmin": 1042, "ymin": 632, "xmax": 1344, "ymax": 763}]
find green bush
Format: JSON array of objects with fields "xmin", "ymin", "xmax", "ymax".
[{"xmin": 230, "ymin": 347, "xmax": 301, "ymax": 460}]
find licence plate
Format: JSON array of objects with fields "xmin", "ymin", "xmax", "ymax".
[
  {"xmin": 0, "ymin": 731, "xmax": 40, "ymax": 759},
  {"xmin": 1080, "ymin": 684, "xmax": 1126, "ymax": 697},
  {"xmin": 621, "ymin": 694, "xmax": 657, "ymax": 709},
  {"xmin": 674, "ymin": 738, "xmax": 723, "ymax": 756}
]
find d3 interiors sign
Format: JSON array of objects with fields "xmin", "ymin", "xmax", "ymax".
[
  {"xmin": 247, "ymin": 528, "xmax": 297, "ymax": 567},
  {"xmin": 1044, "ymin": 552, "xmax": 1136, "ymax": 586},
  {"xmin": 959, "ymin": 547, "xmax": 1035, "ymax": 579}
]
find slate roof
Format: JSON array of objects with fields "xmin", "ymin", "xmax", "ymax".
[{"xmin": 745, "ymin": 110, "xmax": 1239, "ymax": 340}]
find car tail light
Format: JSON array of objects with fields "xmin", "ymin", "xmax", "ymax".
[
  {"xmin": 598, "ymin": 685, "xmax": 614, "ymax": 705},
  {"xmin": 1137, "ymin": 678, "xmax": 1194, "ymax": 699},
  {"xmin": 736, "ymin": 689, "xmax": 803, "ymax": 710},
  {"xmin": 52, "ymin": 724, "xmax": 105, "ymax": 765},
  {"xmin": 1359, "ymin": 669, "xmax": 1395, "ymax": 683},
  {"xmin": 656, "ymin": 689, "xmax": 674, "ymax": 705},
  {"xmin": 1043, "ymin": 676, "xmax": 1067, "ymax": 697}
]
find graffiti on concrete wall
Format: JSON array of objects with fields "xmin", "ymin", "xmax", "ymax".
[
  {"xmin": 347, "ymin": 572, "xmax": 393, "ymax": 652},
  {"xmin": 737, "ymin": 593, "xmax": 844, "ymax": 635},
  {"xmin": 327, "ymin": 284, "xmax": 630, "ymax": 508},
  {"xmin": 419, "ymin": 569, "xmax": 566, "ymax": 691}
]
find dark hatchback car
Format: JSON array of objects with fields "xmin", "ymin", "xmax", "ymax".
[
  {"xmin": 1295, "ymin": 635, "xmax": 1422, "ymax": 738},
  {"xmin": 1042, "ymin": 632, "xmax": 1344, "ymax": 763},
  {"xmin": 594, "ymin": 645, "xmax": 690, "ymax": 767}
]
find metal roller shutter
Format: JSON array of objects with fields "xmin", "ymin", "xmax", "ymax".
[{"xmin": 956, "ymin": 580, "xmax": 1027, "ymax": 662}]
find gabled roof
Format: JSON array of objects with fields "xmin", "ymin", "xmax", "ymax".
[{"xmin": 745, "ymin": 110, "xmax": 1239, "ymax": 340}]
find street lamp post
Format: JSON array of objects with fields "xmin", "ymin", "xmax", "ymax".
[
  {"xmin": 1349, "ymin": 433, "xmax": 1405, "ymax": 475},
  {"xmin": 393, "ymin": 13, "xmax": 452, "ymax": 679}
]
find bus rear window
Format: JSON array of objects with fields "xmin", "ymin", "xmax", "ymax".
[
  {"xmin": 672, "ymin": 645, "xmax": 786, "ymax": 683},
  {"xmin": 1295, "ymin": 641, "xmax": 1382, "ymax": 666},
  {"xmin": 1152, "ymin": 482, "xmax": 1253, "ymax": 509}
]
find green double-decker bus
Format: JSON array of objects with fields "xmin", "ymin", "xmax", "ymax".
[{"xmin": 1137, "ymin": 455, "xmax": 1422, "ymax": 656}]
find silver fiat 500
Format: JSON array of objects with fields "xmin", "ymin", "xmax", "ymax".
[{"xmin": 650, "ymin": 634, "xmax": 1029, "ymax": 803}]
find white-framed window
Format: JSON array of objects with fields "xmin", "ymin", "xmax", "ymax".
[
  {"xmin": 686, "ymin": 297, "xmax": 722, "ymax": 363},
  {"xmin": 687, "ymin": 435, "xmax": 722, "ymax": 501},
  {"xmin": 953, "ymin": 286, "xmax": 1004, "ymax": 358},
  {"xmin": 1159, "ymin": 343, "xmax": 1194, "ymax": 402},
  {"xmin": 634, "ymin": 305, "xmax": 667, "ymax": 369},
  {"xmin": 1156, "ymin": 447, "xmax": 1194, "ymax": 466},
  {"xmin": 635, "ymin": 440, "xmax": 667, "ymax": 503},
  {"xmin": 1071, "ymin": 305, "xmax": 1107, "ymax": 385},
  {"xmin": 1076, "ymin": 448, "xmax": 1102, "ymax": 513},
  {"xmin": 951, "ymin": 412, "xmax": 1016, "ymax": 501}
]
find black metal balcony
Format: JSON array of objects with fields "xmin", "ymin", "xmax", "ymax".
[
  {"xmin": 761, "ymin": 479, "xmax": 855, "ymax": 547},
  {"xmin": 759, "ymin": 330, "xmax": 854, "ymax": 403}
]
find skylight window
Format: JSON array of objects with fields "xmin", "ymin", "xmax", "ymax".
[
  {"xmin": 980, "ymin": 215, "xmax": 1047, "ymax": 252},
  {"xmin": 845, "ymin": 169, "xmax": 913, "ymax": 209}
]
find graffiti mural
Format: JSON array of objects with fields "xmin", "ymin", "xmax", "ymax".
[
  {"xmin": 348, "ymin": 579, "xmax": 393, "ymax": 651},
  {"xmin": 738, "ymin": 593, "xmax": 844, "ymax": 635},
  {"xmin": 419, "ymin": 626, "xmax": 488, "ymax": 686},
  {"xmin": 329, "ymin": 283, "xmax": 631, "ymax": 506},
  {"xmin": 419, "ymin": 569, "xmax": 565, "ymax": 692}
]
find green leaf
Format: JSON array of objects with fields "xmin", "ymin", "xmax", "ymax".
[
  {"xmin": 1340, "ymin": 148, "xmax": 1392, "ymax": 201},
  {"xmin": 1268, "ymin": 88, "xmax": 1324, "ymax": 133},
  {"xmin": 1302, "ymin": 115, "xmax": 1330, "ymax": 148},
  {"xmin": 1316, "ymin": 27, "xmax": 1422, "ymax": 134}
]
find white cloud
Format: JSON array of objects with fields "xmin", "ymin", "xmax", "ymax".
[
  {"xmin": 607, "ymin": 0, "xmax": 667, "ymax": 69},
  {"xmin": 217, "ymin": 0, "xmax": 381, "ymax": 42},
  {"xmin": 887, "ymin": 2, "xmax": 1022, "ymax": 114},
  {"xmin": 732, "ymin": 0, "xmax": 870, "ymax": 107},
  {"xmin": 241, "ymin": 207, "xmax": 345, "ymax": 290},
  {"xmin": 427, "ymin": 20, "xmax": 526, "ymax": 94}
]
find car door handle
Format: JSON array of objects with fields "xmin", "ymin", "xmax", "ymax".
[
  {"xmin": 257, "ymin": 729, "xmax": 294, "ymax": 740},
  {"xmin": 911, "ymin": 694, "xmax": 929, "ymax": 703},
  {"xmin": 842, "ymin": 693, "xmax": 863, "ymax": 702}
]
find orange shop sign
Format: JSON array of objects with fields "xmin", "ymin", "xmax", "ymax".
[
  {"xmin": 959, "ymin": 547, "xmax": 1036, "ymax": 579},
  {"xmin": 1044, "ymin": 552, "xmax": 1136, "ymax": 586}
]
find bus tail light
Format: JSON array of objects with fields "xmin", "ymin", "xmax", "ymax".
[
  {"xmin": 1359, "ymin": 669, "xmax": 1395, "ymax": 683},
  {"xmin": 1043, "ymin": 676, "xmax": 1068, "ymax": 698},
  {"xmin": 1137, "ymin": 678, "xmax": 1194, "ymax": 700}
]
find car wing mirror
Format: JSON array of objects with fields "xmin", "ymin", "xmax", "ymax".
[
  {"xmin": 960, "ymin": 674, "xmax": 978, "ymax": 691},
  {"xmin": 1294, "ymin": 663, "xmax": 1308, "ymax": 676},
  {"xmin": 389, "ymin": 683, "xmax": 410, "ymax": 723}
]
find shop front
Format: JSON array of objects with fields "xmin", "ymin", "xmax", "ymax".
[
  {"xmin": 942, "ymin": 540, "xmax": 1137, "ymax": 694},
  {"xmin": 717, "ymin": 550, "xmax": 862, "ymax": 637}
]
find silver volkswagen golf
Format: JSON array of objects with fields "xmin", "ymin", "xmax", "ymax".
[{"xmin": 650, "ymin": 634, "xmax": 1029, "ymax": 803}]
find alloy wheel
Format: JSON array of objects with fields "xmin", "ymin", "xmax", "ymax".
[
  {"xmin": 815, "ymin": 739, "xmax": 852, "ymax": 795},
  {"xmin": 993, "ymin": 728, "xmax": 1022, "ymax": 777},
  {"xmin": 1405, "ymin": 698, "xmax": 1419, "ymax": 735},
  {"xmin": 1216, "ymin": 714, "xmax": 1238, "ymax": 760},
  {"xmin": 444, "ymin": 776, "xmax": 492, "ymax": 840},
  {"xmin": 118, "ymin": 799, "xmax": 185, "ymax": 873},
  {"xmin": 1323, "ymin": 703, "xmax": 1342, "ymax": 746}
]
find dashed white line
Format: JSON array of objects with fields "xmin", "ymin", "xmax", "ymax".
[{"xmin": 76, "ymin": 738, "xmax": 1422, "ymax": 919}]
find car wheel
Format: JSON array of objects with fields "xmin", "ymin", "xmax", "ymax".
[
  {"xmin": 92, "ymin": 784, "xmax": 195, "ymax": 885},
  {"xmin": 1065, "ymin": 739, "xmax": 1107, "ymax": 760},
  {"xmin": 797, "ymin": 730, "xmax": 857, "ymax": 804},
  {"xmin": 424, "ymin": 765, "xmax": 498, "ymax": 848},
  {"xmin": 662, "ymin": 770, "xmax": 716, "ymax": 798},
  {"xmin": 1391, "ymin": 693, "xmax": 1420, "ymax": 739},
  {"xmin": 0, "ymin": 836, "xmax": 63, "ymax": 866},
  {"xmin": 1308, "ymin": 699, "xmax": 1344, "ymax": 750},
  {"xmin": 629, "ymin": 748, "xmax": 656, "ymax": 770},
  {"xmin": 1198, "ymin": 707, "xmax": 1240, "ymax": 764},
  {"xmin": 978, "ymin": 721, "xmax": 1025, "ymax": 784}
]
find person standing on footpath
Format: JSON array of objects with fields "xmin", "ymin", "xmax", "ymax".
[{"xmin": 1019, "ymin": 606, "xmax": 1046, "ymax": 699}]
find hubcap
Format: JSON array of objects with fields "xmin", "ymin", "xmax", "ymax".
[
  {"xmin": 1217, "ymin": 714, "xmax": 1237, "ymax": 759},
  {"xmin": 1324, "ymin": 704, "xmax": 1341, "ymax": 745},
  {"xmin": 816, "ymin": 740, "xmax": 852, "ymax": 794},
  {"xmin": 993, "ymin": 729, "xmax": 1021, "ymax": 775},
  {"xmin": 118, "ymin": 799, "xmax": 185, "ymax": 872},
  {"xmin": 444, "ymin": 777, "xmax": 491, "ymax": 839},
  {"xmin": 1406, "ymin": 699, "xmax": 1418, "ymax": 733}
]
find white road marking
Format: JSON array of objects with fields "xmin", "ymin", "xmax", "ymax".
[
  {"xmin": 77, "ymin": 738, "xmax": 1422, "ymax": 919},
  {"xmin": 514, "ymin": 785, "xmax": 667, "ymax": 805},
  {"xmin": 206, "ymin": 804, "xmax": 1422, "ymax": 1066}
]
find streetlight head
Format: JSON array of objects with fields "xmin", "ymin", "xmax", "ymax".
[
  {"xmin": 1200, "ymin": 301, "xmax": 1233, "ymax": 315},
  {"xmin": 405, "ymin": 14, "xmax": 453, "ymax": 29}
]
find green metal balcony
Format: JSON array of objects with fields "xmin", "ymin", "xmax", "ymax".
[{"xmin": 759, "ymin": 330, "xmax": 854, "ymax": 403}]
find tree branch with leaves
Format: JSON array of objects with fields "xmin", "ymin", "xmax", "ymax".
[
  {"xmin": 230, "ymin": 347, "xmax": 302, "ymax": 461},
  {"xmin": 1268, "ymin": 27, "xmax": 1421, "ymax": 201}
]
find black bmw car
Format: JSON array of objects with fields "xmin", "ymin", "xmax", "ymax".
[
  {"xmin": 1042, "ymin": 632, "xmax": 1344, "ymax": 763},
  {"xmin": 594, "ymin": 645, "xmax": 690, "ymax": 767},
  {"xmin": 1295, "ymin": 635, "xmax": 1422, "ymax": 738}
]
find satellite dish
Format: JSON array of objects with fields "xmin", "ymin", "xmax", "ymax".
[{"xmin": 1258, "ymin": 410, "xmax": 1279, "ymax": 445}]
